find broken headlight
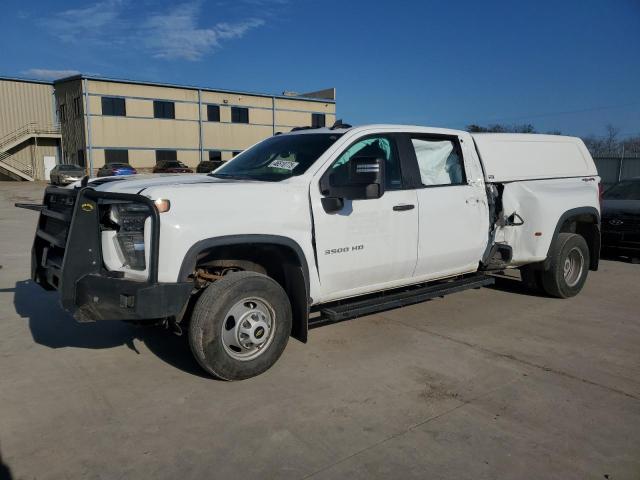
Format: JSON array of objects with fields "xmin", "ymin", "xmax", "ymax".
[{"xmin": 108, "ymin": 203, "xmax": 151, "ymax": 270}]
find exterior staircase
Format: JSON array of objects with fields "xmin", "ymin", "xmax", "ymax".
[{"xmin": 0, "ymin": 122, "xmax": 61, "ymax": 181}]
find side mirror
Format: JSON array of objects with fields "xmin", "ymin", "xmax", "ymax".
[
  {"xmin": 345, "ymin": 156, "xmax": 385, "ymax": 199},
  {"xmin": 320, "ymin": 156, "xmax": 386, "ymax": 213}
]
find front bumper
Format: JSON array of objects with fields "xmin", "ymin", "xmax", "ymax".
[
  {"xmin": 602, "ymin": 230, "xmax": 640, "ymax": 254},
  {"xmin": 60, "ymin": 175, "xmax": 82, "ymax": 185},
  {"xmin": 73, "ymin": 274, "xmax": 192, "ymax": 322},
  {"xmin": 32, "ymin": 186, "xmax": 192, "ymax": 322}
]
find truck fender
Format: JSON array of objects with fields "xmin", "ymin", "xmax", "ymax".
[
  {"xmin": 178, "ymin": 234, "xmax": 311, "ymax": 342},
  {"xmin": 546, "ymin": 207, "xmax": 600, "ymax": 271}
]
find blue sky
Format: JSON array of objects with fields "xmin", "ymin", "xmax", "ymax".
[{"xmin": 1, "ymin": 0, "xmax": 639, "ymax": 137}]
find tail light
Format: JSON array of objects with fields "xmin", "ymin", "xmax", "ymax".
[
  {"xmin": 598, "ymin": 182, "xmax": 604, "ymax": 210},
  {"xmin": 131, "ymin": 168, "xmax": 137, "ymax": 174}
]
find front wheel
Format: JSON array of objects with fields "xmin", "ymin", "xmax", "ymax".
[
  {"xmin": 188, "ymin": 271, "xmax": 292, "ymax": 380},
  {"xmin": 540, "ymin": 233, "xmax": 590, "ymax": 298}
]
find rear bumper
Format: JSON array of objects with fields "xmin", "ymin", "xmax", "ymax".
[{"xmin": 32, "ymin": 186, "xmax": 192, "ymax": 322}]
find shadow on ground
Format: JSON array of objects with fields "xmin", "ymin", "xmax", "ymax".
[
  {"xmin": 1, "ymin": 280, "xmax": 208, "ymax": 379},
  {"xmin": 485, "ymin": 273, "xmax": 543, "ymax": 297},
  {"xmin": 600, "ymin": 249, "xmax": 640, "ymax": 264},
  {"xmin": 0, "ymin": 449, "xmax": 12, "ymax": 480}
]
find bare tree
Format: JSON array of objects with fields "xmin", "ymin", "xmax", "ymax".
[
  {"xmin": 604, "ymin": 124, "xmax": 621, "ymax": 154},
  {"xmin": 466, "ymin": 123, "xmax": 536, "ymax": 133}
]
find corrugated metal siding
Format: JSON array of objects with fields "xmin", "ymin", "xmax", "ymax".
[
  {"xmin": 0, "ymin": 79, "xmax": 55, "ymax": 136},
  {"xmin": 55, "ymin": 79, "xmax": 86, "ymax": 166},
  {"xmin": 594, "ymin": 155, "xmax": 640, "ymax": 186}
]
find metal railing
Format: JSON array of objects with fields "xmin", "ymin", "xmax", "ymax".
[
  {"xmin": 0, "ymin": 122, "xmax": 61, "ymax": 152},
  {"xmin": 0, "ymin": 150, "xmax": 34, "ymax": 179}
]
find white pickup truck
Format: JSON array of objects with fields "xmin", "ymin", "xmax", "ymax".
[{"xmin": 23, "ymin": 124, "xmax": 601, "ymax": 380}]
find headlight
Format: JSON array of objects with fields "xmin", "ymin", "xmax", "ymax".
[{"xmin": 108, "ymin": 203, "xmax": 151, "ymax": 270}]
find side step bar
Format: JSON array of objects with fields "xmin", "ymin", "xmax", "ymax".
[{"xmin": 311, "ymin": 274, "xmax": 494, "ymax": 327}]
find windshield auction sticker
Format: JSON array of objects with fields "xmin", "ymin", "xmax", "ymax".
[{"xmin": 268, "ymin": 159, "xmax": 299, "ymax": 170}]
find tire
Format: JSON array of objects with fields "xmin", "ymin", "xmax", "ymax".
[
  {"xmin": 519, "ymin": 264, "xmax": 544, "ymax": 292},
  {"xmin": 188, "ymin": 271, "xmax": 292, "ymax": 380},
  {"xmin": 540, "ymin": 233, "xmax": 590, "ymax": 298}
]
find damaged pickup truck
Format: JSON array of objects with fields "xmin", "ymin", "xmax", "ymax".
[{"xmin": 21, "ymin": 124, "xmax": 601, "ymax": 380}]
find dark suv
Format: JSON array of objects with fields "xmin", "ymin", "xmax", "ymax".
[
  {"xmin": 196, "ymin": 160, "xmax": 224, "ymax": 173},
  {"xmin": 601, "ymin": 178, "xmax": 640, "ymax": 260},
  {"xmin": 153, "ymin": 160, "xmax": 193, "ymax": 173}
]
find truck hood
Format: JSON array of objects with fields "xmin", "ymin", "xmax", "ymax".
[
  {"xmin": 602, "ymin": 199, "xmax": 640, "ymax": 216},
  {"xmin": 83, "ymin": 173, "xmax": 225, "ymax": 194}
]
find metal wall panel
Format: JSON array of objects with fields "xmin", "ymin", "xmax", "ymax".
[{"xmin": 0, "ymin": 79, "xmax": 56, "ymax": 137}]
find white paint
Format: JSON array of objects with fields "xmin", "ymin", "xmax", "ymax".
[
  {"xmin": 472, "ymin": 133, "xmax": 597, "ymax": 182},
  {"xmin": 90, "ymin": 124, "xmax": 600, "ymax": 306}
]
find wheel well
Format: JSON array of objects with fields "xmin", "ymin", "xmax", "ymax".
[
  {"xmin": 558, "ymin": 213, "xmax": 600, "ymax": 271},
  {"xmin": 186, "ymin": 242, "xmax": 309, "ymax": 342}
]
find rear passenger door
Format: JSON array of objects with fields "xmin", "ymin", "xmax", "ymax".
[{"xmin": 406, "ymin": 134, "xmax": 489, "ymax": 280}]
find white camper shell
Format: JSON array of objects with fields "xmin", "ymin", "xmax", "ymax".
[{"xmin": 472, "ymin": 133, "xmax": 597, "ymax": 183}]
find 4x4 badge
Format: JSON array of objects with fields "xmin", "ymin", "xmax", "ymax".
[{"xmin": 81, "ymin": 202, "xmax": 94, "ymax": 212}]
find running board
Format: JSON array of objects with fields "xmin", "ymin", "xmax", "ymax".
[{"xmin": 311, "ymin": 274, "xmax": 494, "ymax": 327}]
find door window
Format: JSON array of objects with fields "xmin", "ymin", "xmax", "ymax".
[
  {"xmin": 331, "ymin": 135, "xmax": 403, "ymax": 189},
  {"xmin": 410, "ymin": 138, "xmax": 466, "ymax": 186}
]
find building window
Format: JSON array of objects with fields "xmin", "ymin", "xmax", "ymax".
[
  {"xmin": 312, "ymin": 113, "xmax": 326, "ymax": 128},
  {"xmin": 209, "ymin": 150, "xmax": 222, "ymax": 161},
  {"xmin": 231, "ymin": 107, "xmax": 249, "ymax": 124},
  {"xmin": 59, "ymin": 104, "xmax": 66, "ymax": 122},
  {"xmin": 101, "ymin": 97, "xmax": 126, "ymax": 116},
  {"xmin": 73, "ymin": 97, "xmax": 82, "ymax": 117},
  {"xmin": 156, "ymin": 150, "xmax": 177, "ymax": 163},
  {"xmin": 232, "ymin": 151, "xmax": 242, "ymax": 157},
  {"xmin": 154, "ymin": 101, "xmax": 175, "ymax": 119},
  {"xmin": 77, "ymin": 149, "xmax": 85, "ymax": 167},
  {"xmin": 207, "ymin": 105, "xmax": 220, "ymax": 122},
  {"xmin": 104, "ymin": 149, "xmax": 129, "ymax": 164}
]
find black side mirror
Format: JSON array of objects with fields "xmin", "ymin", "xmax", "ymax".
[{"xmin": 320, "ymin": 156, "xmax": 386, "ymax": 213}]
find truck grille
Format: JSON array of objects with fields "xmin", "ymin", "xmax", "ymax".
[{"xmin": 602, "ymin": 214, "xmax": 640, "ymax": 233}]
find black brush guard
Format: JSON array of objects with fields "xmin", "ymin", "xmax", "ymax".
[{"xmin": 30, "ymin": 186, "xmax": 192, "ymax": 322}]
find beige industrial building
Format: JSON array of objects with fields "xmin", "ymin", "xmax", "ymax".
[
  {"xmin": 0, "ymin": 75, "xmax": 336, "ymax": 180},
  {"xmin": 54, "ymin": 75, "xmax": 336, "ymax": 174},
  {"xmin": 0, "ymin": 77, "xmax": 61, "ymax": 181}
]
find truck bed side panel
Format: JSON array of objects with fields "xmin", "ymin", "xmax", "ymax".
[{"xmin": 496, "ymin": 177, "xmax": 600, "ymax": 265}]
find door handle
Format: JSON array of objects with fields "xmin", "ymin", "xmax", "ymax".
[
  {"xmin": 393, "ymin": 204, "xmax": 415, "ymax": 211},
  {"xmin": 466, "ymin": 197, "xmax": 480, "ymax": 205}
]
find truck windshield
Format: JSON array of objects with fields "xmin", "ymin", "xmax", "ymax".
[{"xmin": 210, "ymin": 133, "xmax": 342, "ymax": 181}]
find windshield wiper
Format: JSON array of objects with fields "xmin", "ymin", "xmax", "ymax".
[{"xmin": 208, "ymin": 173, "xmax": 253, "ymax": 180}]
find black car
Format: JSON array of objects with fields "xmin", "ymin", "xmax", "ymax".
[
  {"xmin": 153, "ymin": 160, "xmax": 193, "ymax": 174},
  {"xmin": 601, "ymin": 178, "xmax": 640, "ymax": 259},
  {"xmin": 196, "ymin": 160, "xmax": 224, "ymax": 173}
]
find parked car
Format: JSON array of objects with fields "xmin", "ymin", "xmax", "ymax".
[
  {"xmin": 153, "ymin": 160, "xmax": 193, "ymax": 173},
  {"xmin": 21, "ymin": 125, "xmax": 601, "ymax": 380},
  {"xmin": 601, "ymin": 177, "xmax": 640, "ymax": 259},
  {"xmin": 97, "ymin": 163, "xmax": 137, "ymax": 177},
  {"xmin": 196, "ymin": 160, "xmax": 224, "ymax": 173},
  {"xmin": 49, "ymin": 164, "xmax": 85, "ymax": 185}
]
